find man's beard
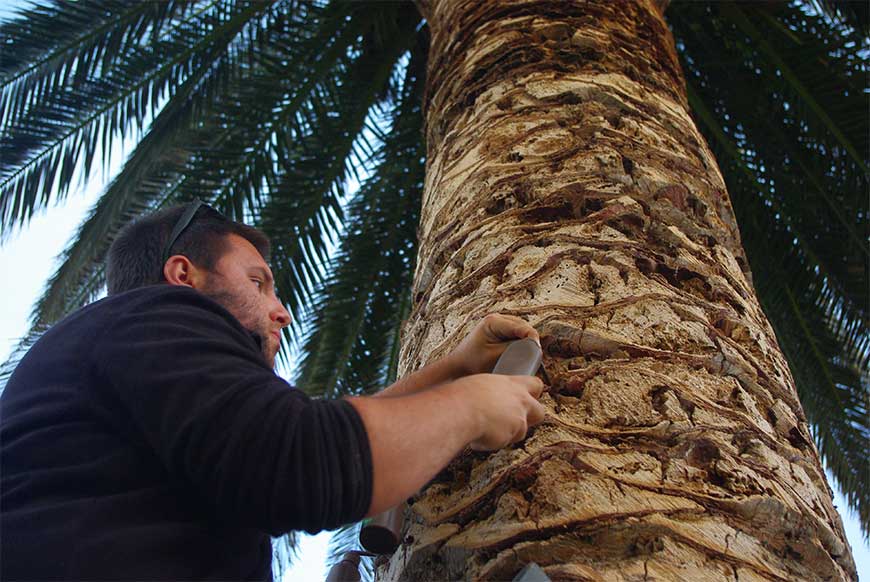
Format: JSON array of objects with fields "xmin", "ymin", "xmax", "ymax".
[
  {"xmin": 243, "ymin": 327, "xmax": 275, "ymax": 369},
  {"xmin": 199, "ymin": 283, "xmax": 275, "ymax": 368}
]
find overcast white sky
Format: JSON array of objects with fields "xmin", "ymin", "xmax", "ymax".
[{"xmin": 0, "ymin": 2, "xmax": 866, "ymax": 579}]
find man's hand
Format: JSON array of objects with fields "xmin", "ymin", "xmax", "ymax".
[
  {"xmin": 448, "ymin": 314, "xmax": 540, "ymax": 377},
  {"xmin": 458, "ymin": 373, "xmax": 546, "ymax": 451},
  {"xmin": 350, "ymin": 371, "xmax": 547, "ymax": 515}
]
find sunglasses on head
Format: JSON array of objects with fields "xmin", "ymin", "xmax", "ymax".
[{"xmin": 161, "ymin": 199, "xmax": 225, "ymax": 264}]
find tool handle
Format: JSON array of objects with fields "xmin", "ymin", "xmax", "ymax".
[{"xmin": 491, "ymin": 337, "xmax": 542, "ymax": 376}]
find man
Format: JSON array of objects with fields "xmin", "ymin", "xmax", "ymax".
[{"xmin": 0, "ymin": 201, "xmax": 545, "ymax": 580}]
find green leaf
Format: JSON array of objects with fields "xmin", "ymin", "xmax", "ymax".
[{"xmin": 294, "ymin": 36, "xmax": 426, "ymax": 398}]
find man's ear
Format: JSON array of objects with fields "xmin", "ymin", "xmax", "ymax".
[{"xmin": 163, "ymin": 255, "xmax": 205, "ymax": 288}]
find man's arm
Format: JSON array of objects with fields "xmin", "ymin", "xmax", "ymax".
[
  {"xmin": 372, "ymin": 354, "xmax": 458, "ymax": 398},
  {"xmin": 373, "ymin": 314, "xmax": 541, "ymax": 399},
  {"xmin": 347, "ymin": 373, "xmax": 545, "ymax": 517}
]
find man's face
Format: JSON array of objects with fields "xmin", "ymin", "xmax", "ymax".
[{"xmin": 197, "ymin": 234, "xmax": 290, "ymax": 368}]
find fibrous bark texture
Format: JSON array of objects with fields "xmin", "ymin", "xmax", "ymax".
[{"xmin": 382, "ymin": 1, "xmax": 856, "ymax": 580}]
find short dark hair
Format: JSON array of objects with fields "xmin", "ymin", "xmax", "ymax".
[{"xmin": 106, "ymin": 203, "xmax": 271, "ymax": 295}]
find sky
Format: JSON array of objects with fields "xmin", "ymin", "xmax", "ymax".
[{"xmin": 0, "ymin": 2, "xmax": 866, "ymax": 580}]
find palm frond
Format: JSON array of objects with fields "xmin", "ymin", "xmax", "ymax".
[
  {"xmin": 13, "ymin": 1, "xmax": 393, "ymax": 330},
  {"xmin": 25, "ymin": 2, "xmax": 267, "ymax": 327},
  {"xmin": 294, "ymin": 35, "xmax": 426, "ymax": 398},
  {"xmin": 0, "ymin": 0, "xmax": 197, "ymax": 127},
  {"xmin": 257, "ymin": 4, "xmax": 423, "ymax": 353},
  {"xmin": 0, "ymin": 0, "xmax": 269, "ymax": 234},
  {"xmin": 270, "ymin": 531, "xmax": 300, "ymax": 582},
  {"xmin": 720, "ymin": 2, "xmax": 867, "ymax": 174},
  {"xmin": 809, "ymin": 0, "xmax": 870, "ymax": 33}
]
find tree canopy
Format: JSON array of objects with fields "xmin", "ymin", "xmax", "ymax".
[{"xmin": 1, "ymin": 0, "xmax": 866, "ymax": 546}]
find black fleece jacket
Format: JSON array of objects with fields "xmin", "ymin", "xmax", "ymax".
[{"xmin": 0, "ymin": 285, "xmax": 372, "ymax": 580}]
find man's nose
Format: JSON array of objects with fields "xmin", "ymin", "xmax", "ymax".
[{"xmin": 271, "ymin": 296, "xmax": 291, "ymax": 327}]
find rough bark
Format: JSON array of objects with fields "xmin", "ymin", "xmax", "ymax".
[{"xmin": 381, "ymin": 1, "xmax": 857, "ymax": 580}]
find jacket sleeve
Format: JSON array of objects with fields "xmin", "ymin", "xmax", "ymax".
[{"xmin": 89, "ymin": 288, "xmax": 372, "ymax": 535}]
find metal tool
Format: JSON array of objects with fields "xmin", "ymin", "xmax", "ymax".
[
  {"xmin": 492, "ymin": 337, "xmax": 543, "ymax": 376},
  {"xmin": 512, "ymin": 562, "xmax": 552, "ymax": 582}
]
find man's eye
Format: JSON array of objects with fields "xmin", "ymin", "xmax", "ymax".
[{"xmin": 252, "ymin": 279, "xmax": 263, "ymax": 289}]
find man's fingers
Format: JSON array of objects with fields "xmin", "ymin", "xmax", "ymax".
[
  {"xmin": 532, "ymin": 377, "xmax": 545, "ymax": 399},
  {"xmin": 501, "ymin": 314, "xmax": 541, "ymax": 345},
  {"xmin": 517, "ymin": 326, "xmax": 541, "ymax": 345},
  {"xmin": 527, "ymin": 400, "xmax": 546, "ymax": 427},
  {"xmin": 510, "ymin": 420, "xmax": 529, "ymax": 445},
  {"xmin": 484, "ymin": 313, "xmax": 540, "ymax": 345},
  {"xmin": 514, "ymin": 375, "xmax": 544, "ymax": 399},
  {"xmin": 507, "ymin": 400, "xmax": 544, "ymax": 446}
]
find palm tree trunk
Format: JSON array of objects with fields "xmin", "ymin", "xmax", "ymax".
[{"xmin": 382, "ymin": 0, "xmax": 857, "ymax": 580}]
